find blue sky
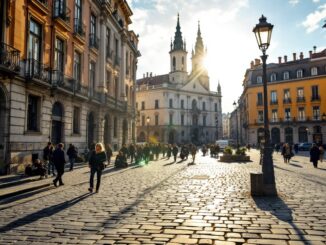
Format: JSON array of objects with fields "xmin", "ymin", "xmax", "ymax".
[{"xmin": 129, "ymin": 0, "xmax": 326, "ymax": 113}]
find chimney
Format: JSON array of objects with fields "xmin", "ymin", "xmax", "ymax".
[
  {"xmin": 250, "ymin": 61, "xmax": 254, "ymax": 69},
  {"xmin": 309, "ymin": 50, "xmax": 312, "ymax": 58},
  {"xmin": 143, "ymin": 73, "xmax": 145, "ymax": 78},
  {"xmin": 300, "ymin": 52, "xmax": 303, "ymax": 60},
  {"xmin": 146, "ymin": 72, "xmax": 149, "ymax": 77},
  {"xmin": 293, "ymin": 53, "xmax": 296, "ymax": 61},
  {"xmin": 284, "ymin": 55, "xmax": 287, "ymax": 63},
  {"xmin": 313, "ymin": 46, "xmax": 316, "ymax": 53},
  {"xmin": 150, "ymin": 72, "xmax": 152, "ymax": 77},
  {"xmin": 278, "ymin": 57, "xmax": 282, "ymax": 64}
]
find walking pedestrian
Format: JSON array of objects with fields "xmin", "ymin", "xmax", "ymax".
[
  {"xmin": 88, "ymin": 143, "xmax": 107, "ymax": 193},
  {"xmin": 167, "ymin": 144, "xmax": 172, "ymax": 160},
  {"xmin": 310, "ymin": 143, "xmax": 320, "ymax": 168},
  {"xmin": 172, "ymin": 144, "xmax": 178, "ymax": 162},
  {"xmin": 105, "ymin": 144, "xmax": 113, "ymax": 165},
  {"xmin": 52, "ymin": 143, "xmax": 66, "ymax": 187},
  {"xmin": 129, "ymin": 144, "xmax": 136, "ymax": 164},
  {"xmin": 190, "ymin": 144, "xmax": 197, "ymax": 164},
  {"xmin": 67, "ymin": 144, "xmax": 78, "ymax": 171},
  {"xmin": 43, "ymin": 142, "xmax": 54, "ymax": 177}
]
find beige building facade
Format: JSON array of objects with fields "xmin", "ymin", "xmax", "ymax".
[{"xmin": 136, "ymin": 16, "xmax": 222, "ymax": 145}]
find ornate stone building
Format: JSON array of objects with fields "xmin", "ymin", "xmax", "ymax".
[
  {"xmin": 0, "ymin": 0, "xmax": 140, "ymax": 174},
  {"xmin": 136, "ymin": 16, "xmax": 222, "ymax": 144}
]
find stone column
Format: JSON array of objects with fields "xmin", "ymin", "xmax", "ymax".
[
  {"xmin": 120, "ymin": 35, "xmax": 127, "ymax": 100},
  {"xmin": 98, "ymin": 19, "xmax": 106, "ymax": 93}
]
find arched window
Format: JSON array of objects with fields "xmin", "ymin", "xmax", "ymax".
[
  {"xmin": 296, "ymin": 69, "xmax": 303, "ymax": 78},
  {"xmin": 172, "ymin": 56, "xmax": 176, "ymax": 71},
  {"xmin": 283, "ymin": 71, "xmax": 289, "ymax": 80},
  {"xmin": 270, "ymin": 73, "xmax": 276, "ymax": 82},
  {"xmin": 311, "ymin": 67, "xmax": 318, "ymax": 76},
  {"xmin": 257, "ymin": 76, "xmax": 262, "ymax": 83}
]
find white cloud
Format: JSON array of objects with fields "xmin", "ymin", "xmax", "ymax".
[
  {"xmin": 289, "ymin": 0, "xmax": 300, "ymax": 6},
  {"xmin": 313, "ymin": 0, "xmax": 320, "ymax": 3},
  {"xmin": 302, "ymin": 3, "xmax": 326, "ymax": 33}
]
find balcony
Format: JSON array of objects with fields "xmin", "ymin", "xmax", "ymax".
[
  {"xmin": 296, "ymin": 97, "xmax": 305, "ymax": 103},
  {"xmin": 311, "ymin": 95, "xmax": 321, "ymax": 102},
  {"xmin": 25, "ymin": 58, "xmax": 50, "ymax": 82},
  {"xmin": 283, "ymin": 98, "xmax": 292, "ymax": 104},
  {"xmin": 73, "ymin": 18, "xmax": 86, "ymax": 38},
  {"xmin": 51, "ymin": 69, "xmax": 64, "ymax": 87},
  {"xmin": 53, "ymin": 1, "xmax": 71, "ymax": 29},
  {"xmin": 89, "ymin": 34, "xmax": 99, "ymax": 50},
  {"xmin": 0, "ymin": 42, "xmax": 21, "ymax": 73},
  {"xmin": 29, "ymin": 0, "xmax": 49, "ymax": 15},
  {"xmin": 270, "ymin": 100, "xmax": 278, "ymax": 105}
]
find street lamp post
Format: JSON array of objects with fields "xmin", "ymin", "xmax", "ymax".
[
  {"xmin": 146, "ymin": 116, "xmax": 150, "ymax": 143},
  {"xmin": 252, "ymin": 15, "xmax": 277, "ymax": 196},
  {"xmin": 233, "ymin": 101, "xmax": 239, "ymax": 150}
]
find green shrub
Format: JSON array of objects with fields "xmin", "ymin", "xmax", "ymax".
[
  {"xmin": 224, "ymin": 146, "xmax": 233, "ymax": 155},
  {"xmin": 235, "ymin": 147, "xmax": 247, "ymax": 156}
]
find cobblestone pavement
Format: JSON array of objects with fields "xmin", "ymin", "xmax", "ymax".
[{"xmin": 0, "ymin": 150, "xmax": 325, "ymax": 245}]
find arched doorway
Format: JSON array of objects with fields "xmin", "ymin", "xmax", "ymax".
[
  {"xmin": 168, "ymin": 130, "xmax": 175, "ymax": 144},
  {"xmin": 0, "ymin": 88, "xmax": 8, "ymax": 174},
  {"xmin": 51, "ymin": 102, "xmax": 63, "ymax": 145},
  {"xmin": 313, "ymin": 125, "xmax": 322, "ymax": 144},
  {"xmin": 271, "ymin": 127, "xmax": 280, "ymax": 145},
  {"xmin": 87, "ymin": 112, "xmax": 95, "ymax": 149},
  {"xmin": 103, "ymin": 115, "xmax": 111, "ymax": 146},
  {"xmin": 122, "ymin": 119, "xmax": 128, "ymax": 144},
  {"xmin": 138, "ymin": 131, "xmax": 145, "ymax": 142},
  {"xmin": 298, "ymin": 126, "xmax": 308, "ymax": 143},
  {"xmin": 191, "ymin": 128, "xmax": 199, "ymax": 144},
  {"xmin": 284, "ymin": 127, "xmax": 293, "ymax": 144}
]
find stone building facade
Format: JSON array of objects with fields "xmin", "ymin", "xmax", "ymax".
[
  {"xmin": 0, "ymin": 0, "xmax": 140, "ymax": 174},
  {"xmin": 135, "ymin": 16, "xmax": 222, "ymax": 145},
  {"xmin": 239, "ymin": 49, "xmax": 326, "ymax": 146}
]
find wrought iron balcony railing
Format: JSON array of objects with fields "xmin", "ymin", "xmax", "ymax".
[
  {"xmin": 25, "ymin": 58, "xmax": 49, "ymax": 82},
  {"xmin": 296, "ymin": 97, "xmax": 305, "ymax": 103},
  {"xmin": 0, "ymin": 42, "xmax": 21, "ymax": 72},
  {"xmin": 270, "ymin": 100, "xmax": 278, "ymax": 105},
  {"xmin": 283, "ymin": 98, "xmax": 292, "ymax": 104},
  {"xmin": 53, "ymin": 1, "xmax": 71, "ymax": 24},
  {"xmin": 311, "ymin": 95, "xmax": 321, "ymax": 102},
  {"xmin": 51, "ymin": 69, "xmax": 64, "ymax": 87}
]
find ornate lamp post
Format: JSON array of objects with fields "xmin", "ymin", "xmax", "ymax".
[
  {"xmin": 252, "ymin": 15, "xmax": 277, "ymax": 195},
  {"xmin": 233, "ymin": 101, "xmax": 239, "ymax": 150},
  {"xmin": 146, "ymin": 116, "xmax": 150, "ymax": 142}
]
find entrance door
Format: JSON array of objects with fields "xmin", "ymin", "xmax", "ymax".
[
  {"xmin": 285, "ymin": 127, "xmax": 293, "ymax": 144},
  {"xmin": 51, "ymin": 102, "xmax": 63, "ymax": 145},
  {"xmin": 87, "ymin": 112, "xmax": 95, "ymax": 149},
  {"xmin": 168, "ymin": 131, "xmax": 175, "ymax": 144}
]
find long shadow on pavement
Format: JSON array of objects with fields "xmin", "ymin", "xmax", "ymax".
[
  {"xmin": 253, "ymin": 196, "xmax": 311, "ymax": 245},
  {"xmin": 0, "ymin": 192, "xmax": 93, "ymax": 233}
]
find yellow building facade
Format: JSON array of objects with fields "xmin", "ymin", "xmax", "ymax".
[{"xmin": 240, "ymin": 50, "xmax": 326, "ymax": 146}]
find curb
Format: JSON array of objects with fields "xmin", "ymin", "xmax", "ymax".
[{"xmin": 0, "ymin": 182, "xmax": 52, "ymax": 200}]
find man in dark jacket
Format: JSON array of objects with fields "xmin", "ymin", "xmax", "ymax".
[
  {"xmin": 67, "ymin": 144, "xmax": 78, "ymax": 171},
  {"xmin": 172, "ymin": 144, "xmax": 178, "ymax": 162},
  {"xmin": 310, "ymin": 143, "xmax": 320, "ymax": 168},
  {"xmin": 52, "ymin": 143, "xmax": 66, "ymax": 187},
  {"xmin": 43, "ymin": 142, "xmax": 54, "ymax": 176}
]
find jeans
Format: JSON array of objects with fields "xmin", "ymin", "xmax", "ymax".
[
  {"xmin": 47, "ymin": 160, "xmax": 55, "ymax": 175},
  {"xmin": 53, "ymin": 168, "xmax": 64, "ymax": 185},
  {"xmin": 69, "ymin": 157, "xmax": 75, "ymax": 170},
  {"xmin": 90, "ymin": 168, "xmax": 102, "ymax": 191}
]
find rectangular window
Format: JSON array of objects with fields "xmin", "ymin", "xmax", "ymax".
[
  {"xmin": 155, "ymin": 100, "xmax": 159, "ymax": 109},
  {"xmin": 285, "ymin": 108, "xmax": 291, "ymax": 121},
  {"xmin": 203, "ymin": 115, "xmax": 206, "ymax": 126},
  {"xmin": 258, "ymin": 110, "xmax": 264, "ymax": 122},
  {"xmin": 257, "ymin": 92, "xmax": 263, "ymax": 106},
  {"xmin": 284, "ymin": 89, "xmax": 290, "ymax": 99},
  {"xmin": 141, "ymin": 101, "xmax": 145, "ymax": 110},
  {"xmin": 141, "ymin": 115, "xmax": 145, "ymax": 126},
  {"xmin": 90, "ymin": 14, "xmax": 96, "ymax": 36},
  {"xmin": 169, "ymin": 99, "xmax": 173, "ymax": 108},
  {"xmin": 106, "ymin": 27, "xmax": 111, "ymax": 58},
  {"xmin": 28, "ymin": 19, "xmax": 42, "ymax": 62},
  {"xmin": 311, "ymin": 85, "xmax": 319, "ymax": 100},
  {"xmin": 106, "ymin": 70, "xmax": 111, "ymax": 93},
  {"xmin": 271, "ymin": 109, "xmax": 278, "ymax": 122},
  {"xmin": 202, "ymin": 102, "xmax": 206, "ymax": 111},
  {"xmin": 27, "ymin": 95, "xmax": 40, "ymax": 131},
  {"xmin": 155, "ymin": 115, "xmax": 159, "ymax": 126},
  {"xmin": 73, "ymin": 107, "xmax": 80, "ymax": 134},
  {"xmin": 297, "ymin": 88, "xmax": 304, "ymax": 97},
  {"xmin": 73, "ymin": 51, "xmax": 81, "ymax": 84},
  {"xmin": 74, "ymin": 0, "xmax": 82, "ymax": 33},
  {"xmin": 214, "ymin": 103, "xmax": 218, "ymax": 112},
  {"xmin": 89, "ymin": 62, "xmax": 96, "ymax": 95},
  {"xmin": 181, "ymin": 114, "xmax": 184, "ymax": 126},
  {"xmin": 181, "ymin": 99, "xmax": 184, "ymax": 109},
  {"xmin": 54, "ymin": 38, "xmax": 64, "ymax": 77},
  {"xmin": 271, "ymin": 91, "xmax": 277, "ymax": 103},
  {"xmin": 313, "ymin": 106, "xmax": 320, "ymax": 120},
  {"xmin": 298, "ymin": 107, "xmax": 305, "ymax": 121},
  {"xmin": 169, "ymin": 114, "xmax": 173, "ymax": 125}
]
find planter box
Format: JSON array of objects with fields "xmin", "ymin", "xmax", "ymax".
[{"xmin": 219, "ymin": 154, "xmax": 250, "ymax": 162}]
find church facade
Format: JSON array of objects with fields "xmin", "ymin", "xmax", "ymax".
[{"xmin": 136, "ymin": 15, "xmax": 222, "ymax": 145}]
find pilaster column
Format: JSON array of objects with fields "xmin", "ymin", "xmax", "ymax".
[
  {"xmin": 120, "ymin": 34, "xmax": 127, "ymax": 100},
  {"xmin": 98, "ymin": 19, "xmax": 106, "ymax": 93}
]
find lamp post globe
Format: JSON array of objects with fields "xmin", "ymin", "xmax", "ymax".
[{"xmin": 252, "ymin": 15, "xmax": 277, "ymax": 196}]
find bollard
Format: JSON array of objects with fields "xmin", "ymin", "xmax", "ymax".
[{"xmin": 250, "ymin": 172, "xmax": 263, "ymax": 196}]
